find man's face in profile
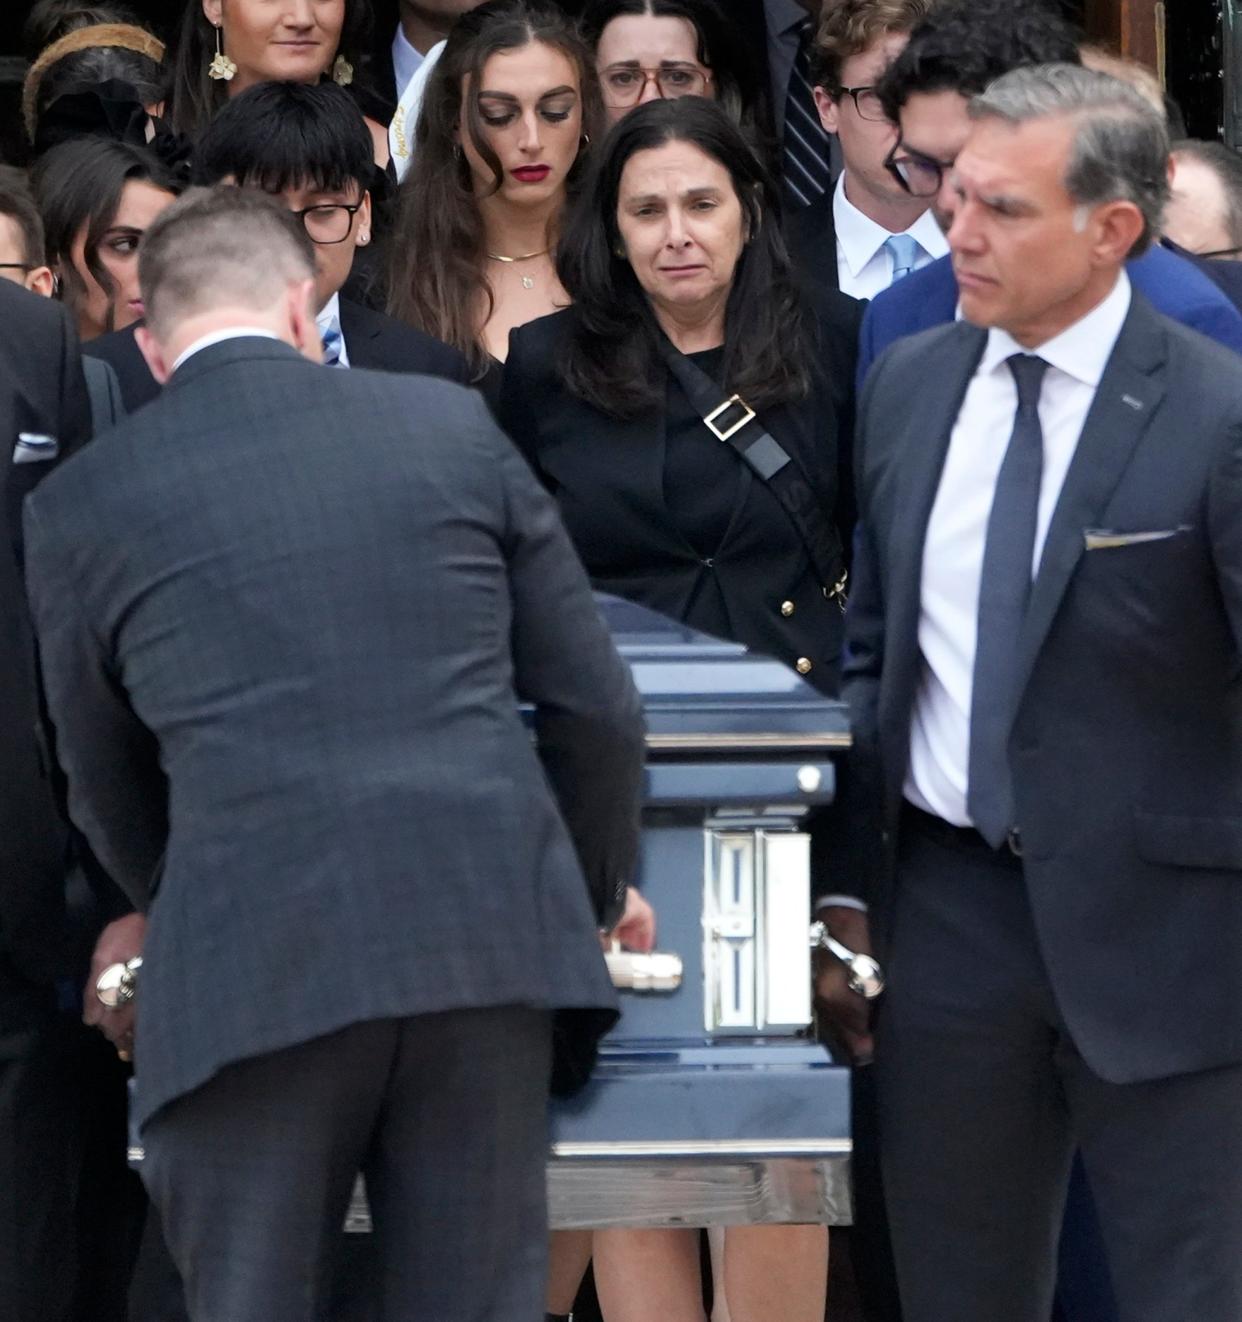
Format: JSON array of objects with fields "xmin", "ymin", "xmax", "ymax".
[{"xmin": 895, "ymin": 89, "xmax": 973, "ymax": 230}]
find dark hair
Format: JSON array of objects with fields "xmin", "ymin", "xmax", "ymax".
[
  {"xmin": 876, "ymin": 0, "xmax": 1081, "ymax": 123},
  {"xmin": 387, "ymin": 0, "xmax": 600, "ymax": 377},
  {"xmin": 193, "ymin": 80, "xmax": 373, "ymax": 195},
  {"xmin": 0, "ymin": 167, "xmax": 47, "ymax": 266},
  {"xmin": 22, "ymin": 1, "xmax": 141, "ymax": 57},
  {"xmin": 1174, "ymin": 139, "xmax": 1242, "ymax": 250},
  {"xmin": 32, "ymin": 137, "xmax": 182, "ymax": 332},
  {"xmin": 557, "ymin": 96, "xmax": 810, "ymax": 419},
  {"xmin": 166, "ymin": 0, "xmax": 375, "ymax": 139},
  {"xmin": 580, "ymin": 0, "xmax": 759, "ymax": 131}
]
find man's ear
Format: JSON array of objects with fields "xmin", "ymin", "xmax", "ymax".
[
  {"xmin": 135, "ymin": 325, "xmax": 172, "ymax": 385},
  {"xmin": 25, "ymin": 266, "xmax": 55, "ymax": 299},
  {"xmin": 1091, "ymin": 199, "xmax": 1146, "ymax": 268},
  {"xmin": 812, "ymin": 84, "xmax": 840, "ymax": 136},
  {"xmin": 289, "ymin": 278, "xmax": 323, "ymax": 363},
  {"xmin": 357, "ymin": 191, "xmax": 373, "ymax": 246}
]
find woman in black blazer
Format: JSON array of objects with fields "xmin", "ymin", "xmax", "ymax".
[
  {"xmin": 501, "ymin": 95, "xmax": 858, "ymax": 1322},
  {"xmin": 501, "ymin": 96, "xmax": 861, "ymax": 697}
]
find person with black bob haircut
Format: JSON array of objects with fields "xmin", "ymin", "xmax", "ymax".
[
  {"xmin": 86, "ymin": 79, "xmax": 469, "ymax": 411},
  {"xmin": 502, "ymin": 101, "xmax": 859, "ymax": 1321}
]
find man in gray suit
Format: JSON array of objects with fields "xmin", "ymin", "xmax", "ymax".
[
  {"xmin": 820, "ymin": 66, "xmax": 1242, "ymax": 1321},
  {"xmin": 23, "ymin": 187, "xmax": 647, "ymax": 1322}
]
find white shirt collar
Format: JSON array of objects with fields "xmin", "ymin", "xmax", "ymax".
[
  {"xmin": 172, "ymin": 327, "xmax": 281, "ymax": 374},
  {"xmin": 391, "ymin": 23, "xmax": 424, "ymax": 100},
  {"xmin": 831, "ymin": 172, "xmax": 949, "ymax": 279},
  {"xmin": 315, "ymin": 292, "xmax": 341, "ymax": 333},
  {"xmin": 976, "ymin": 271, "xmax": 1132, "ymax": 388}
]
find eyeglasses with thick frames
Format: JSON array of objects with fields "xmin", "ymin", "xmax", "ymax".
[
  {"xmin": 884, "ymin": 141, "xmax": 955, "ymax": 198},
  {"xmin": 831, "ymin": 84, "xmax": 887, "ymax": 123},
  {"xmin": 0, "ymin": 263, "xmax": 34, "ymax": 273},
  {"xmin": 1195, "ymin": 244, "xmax": 1242, "ymax": 259},
  {"xmin": 289, "ymin": 202, "xmax": 363, "ymax": 246},
  {"xmin": 599, "ymin": 62, "xmax": 712, "ymax": 108}
]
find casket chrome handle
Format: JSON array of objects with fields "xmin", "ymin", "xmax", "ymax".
[
  {"xmin": 605, "ymin": 943, "xmax": 683, "ymax": 992},
  {"xmin": 809, "ymin": 921, "xmax": 885, "ymax": 1000}
]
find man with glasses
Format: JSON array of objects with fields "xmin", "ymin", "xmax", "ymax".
[
  {"xmin": 86, "ymin": 81, "xmax": 470, "ymax": 410},
  {"xmin": 854, "ymin": 0, "xmax": 1242, "ymax": 384},
  {"xmin": 788, "ymin": 0, "xmax": 945, "ymax": 300}
]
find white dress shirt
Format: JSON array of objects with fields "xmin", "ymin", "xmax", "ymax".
[
  {"xmin": 171, "ymin": 327, "xmax": 280, "ymax": 374},
  {"xmin": 391, "ymin": 24, "xmax": 425, "ymax": 102},
  {"xmin": 904, "ymin": 272, "xmax": 1132, "ymax": 825},
  {"xmin": 832, "ymin": 173, "xmax": 948, "ymax": 300},
  {"xmin": 315, "ymin": 292, "xmax": 349, "ymax": 369}
]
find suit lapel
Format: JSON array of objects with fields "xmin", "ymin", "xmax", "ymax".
[{"xmin": 1010, "ymin": 295, "xmax": 1168, "ymax": 701}]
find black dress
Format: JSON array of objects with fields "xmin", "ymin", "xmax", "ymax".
[{"xmin": 499, "ymin": 297, "xmax": 862, "ymax": 694}]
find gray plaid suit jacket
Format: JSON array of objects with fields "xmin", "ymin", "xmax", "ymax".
[{"xmin": 23, "ymin": 337, "xmax": 644, "ymax": 1127}]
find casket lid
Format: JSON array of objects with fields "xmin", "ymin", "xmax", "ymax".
[{"xmin": 597, "ymin": 596, "xmax": 850, "ymax": 758}]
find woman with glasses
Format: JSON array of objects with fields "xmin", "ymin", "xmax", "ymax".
[
  {"xmin": 387, "ymin": 0, "xmax": 599, "ymax": 407},
  {"xmin": 502, "ymin": 97, "xmax": 861, "ymax": 1322},
  {"xmin": 33, "ymin": 136, "xmax": 181, "ymax": 341},
  {"xmin": 581, "ymin": 0, "xmax": 759, "ymax": 135}
]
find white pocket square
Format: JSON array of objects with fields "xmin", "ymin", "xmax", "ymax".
[
  {"xmin": 13, "ymin": 433, "xmax": 59, "ymax": 464},
  {"xmin": 1083, "ymin": 526, "xmax": 1190, "ymax": 551}
]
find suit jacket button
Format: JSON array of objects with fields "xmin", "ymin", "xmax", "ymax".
[
  {"xmin": 780, "ymin": 600, "xmax": 795, "ymax": 617},
  {"xmin": 795, "ymin": 657, "xmax": 812, "ymax": 675}
]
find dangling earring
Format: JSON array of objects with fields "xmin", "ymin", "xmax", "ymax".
[
  {"xmin": 208, "ymin": 25, "xmax": 237, "ymax": 81},
  {"xmin": 332, "ymin": 54, "xmax": 354, "ymax": 86}
]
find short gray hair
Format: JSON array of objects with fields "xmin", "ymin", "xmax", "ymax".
[
  {"xmin": 969, "ymin": 63, "xmax": 1171, "ymax": 257},
  {"xmin": 139, "ymin": 187, "xmax": 316, "ymax": 341}
]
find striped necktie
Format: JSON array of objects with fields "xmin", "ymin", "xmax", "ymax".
[
  {"xmin": 321, "ymin": 323, "xmax": 345, "ymax": 369},
  {"xmin": 783, "ymin": 20, "xmax": 834, "ymax": 207}
]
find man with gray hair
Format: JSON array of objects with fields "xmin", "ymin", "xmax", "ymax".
[
  {"xmin": 20, "ymin": 186, "xmax": 647, "ymax": 1321},
  {"xmin": 825, "ymin": 63, "xmax": 1242, "ymax": 1322}
]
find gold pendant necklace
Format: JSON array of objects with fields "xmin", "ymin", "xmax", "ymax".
[{"xmin": 487, "ymin": 247, "xmax": 549, "ymax": 291}]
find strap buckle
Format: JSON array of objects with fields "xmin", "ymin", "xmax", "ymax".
[{"xmin": 704, "ymin": 394, "xmax": 756, "ymax": 442}]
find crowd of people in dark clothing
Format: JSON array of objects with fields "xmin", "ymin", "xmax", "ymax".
[{"xmin": 3, "ymin": 0, "xmax": 1242, "ymax": 1321}]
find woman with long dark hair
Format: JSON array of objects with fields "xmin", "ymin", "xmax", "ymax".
[
  {"xmin": 501, "ymin": 96, "xmax": 860, "ymax": 1322},
  {"xmin": 386, "ymin": 0, "xmax": 600, "ymax": 397},
  {"xmin": 581, "ymin": 0, "xmax": 759, "ymax": 135},
  {"xmin": 165, "ymin": 0, "xmax": 389, "ymax": 162},
  {"xmin": 33, "ymin": 136, "xmax": 181, "ymax": 339}
]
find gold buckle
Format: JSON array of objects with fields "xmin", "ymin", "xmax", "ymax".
[{"xmin": 704, "ymin": 394, "xmax": 756, "ymax": 442}]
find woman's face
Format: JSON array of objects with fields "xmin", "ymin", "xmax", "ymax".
[
  {"xmin": 595, "ymin": 14, "xmax": 713, "ymax": 129},
  {"xmin": 67, "ymin": 179, "xmax": 177, "ymax": 340},
  {"xmin": 202, "ymin": 0, "xmax": 344, "ymax": 90},
  {"xmin": 460, "ymin": 41, "xmax": 583, "ymax": 209},
  {"xmin": 615, "ymin": 139, "xmax": 745, "ymax": 321}
]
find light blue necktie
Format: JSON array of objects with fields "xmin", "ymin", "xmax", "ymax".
[
  {"xmin": 883, "ymin": 233, "xmax": 921, "ymax": 284},
  {"xmin": 320, "ymin": 321, "xmax": 345, "ymax": 369}
]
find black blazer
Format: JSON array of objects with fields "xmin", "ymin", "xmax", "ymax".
[
  {"xmin": 25, "ymin": 338, "xmax": 644, "ymax": 1125},
  {"xmin": 500, "ymin": 293, "xmax": 862, "ymax": 693},
  {"xmin": 785, "ymin": 189, "xmax": 842, "ymax": 296},
  {"xmin": 85, "ymin": 299, "xmax": 471, "ymax": 413},
  {"xmin": 0, "ymin": 282, "xmax": 89, "ymax": 1026},
  {"xmin": 843, "ymin": 290, "xmax": 1242, "ymax": 1085}
]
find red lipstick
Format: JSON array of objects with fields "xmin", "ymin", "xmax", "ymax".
[{"xmin": 511, "ymin": 165, "xmax": 552, "ymax": 183}]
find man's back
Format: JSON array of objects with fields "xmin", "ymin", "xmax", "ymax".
[{"xmin": 26, "ymin": 338, "xmax": 644, "ymax": 1126}]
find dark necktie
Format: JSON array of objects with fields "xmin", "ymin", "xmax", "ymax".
[
  {"xmin": 783, "ymin": 20, "xmax": 834, "ymax": 207},
  {"xmin": 967, "ymin": 353, "xmax": 1049, "ymax": 849}
]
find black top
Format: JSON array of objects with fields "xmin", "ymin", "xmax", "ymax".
[{"xmin": 500, "ymin": 293, "xmax": 863, "ymax": 694}]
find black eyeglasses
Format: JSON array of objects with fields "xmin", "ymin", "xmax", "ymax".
[
  {"xmin": 1195, "ymin": 244, "xmax": 1242, "ymax": 259},
  {"xmin": 288, "ymin": 203, "xmax": 362, "ymax": 246},
  {"xmin": 0, "ymin": 262, "xmax": 33, "ymax": 273},
  {"xmin": 884, "ymin": 141, "xmax": 955, "ymax": 198},
  {"xmin": 832, "ymin": 84, "xmax": 887, "ymax": 123}
]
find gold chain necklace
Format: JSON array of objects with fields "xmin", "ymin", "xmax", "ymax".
[{"xmin": 487, "ymin": 247, "xmax": 550, "ymax": 290}]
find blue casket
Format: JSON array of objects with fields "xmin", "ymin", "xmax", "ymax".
[{"xmin": 546, "ymin": 598, "xmax": 853, "ymax": 1229}]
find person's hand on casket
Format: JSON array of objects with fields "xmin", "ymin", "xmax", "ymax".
[
  {"xmin": 83, "ymin": 911, "xmax": 147, "ymax": 1059},
  {"xmin": 605, "ymin": 885, "xmax": 656, "ymax": 953},
  {"xmin": 813, "ymin": 905, "xmax": 876, "ymax": 1066}
]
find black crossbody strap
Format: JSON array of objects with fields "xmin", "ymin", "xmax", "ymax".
[{"xmin": 658, "ymin": 339, "xmax": 847, "ymax": 609}]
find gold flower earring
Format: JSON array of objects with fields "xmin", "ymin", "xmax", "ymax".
[
  {"xmin": 332, "ymin": 55, "xmax": 354, "ymax": 86},
  {"xmin": 208, "ymin": 25, "xmax": 237, "ymax": 81}
]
